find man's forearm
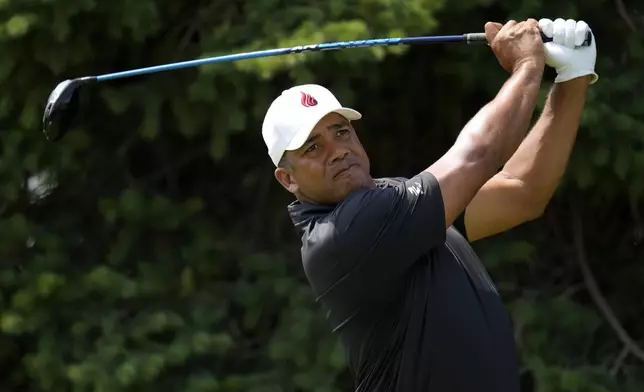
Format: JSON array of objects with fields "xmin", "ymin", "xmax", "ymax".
[
  {"xmin": 501, "ymin": 76, "xmax": 591, "ymax": 203},
  {"xmin": 453, "ymin": 63, "xmax": 544, "ymax": 174}
]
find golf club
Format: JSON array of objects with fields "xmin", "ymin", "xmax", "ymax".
[{"xmin": 42, "ymin": 31, "xmax": 592, "ymax": 142}]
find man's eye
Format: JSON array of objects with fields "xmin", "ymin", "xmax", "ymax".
[
  {"xmin": 337, "ymin": 129, "xmax": 349, "ymax": 136},
  {"xmin": 306, "ymin": 144, "xmax": 318, "ymax": 153}
]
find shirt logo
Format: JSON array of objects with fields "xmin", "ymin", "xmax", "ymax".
[
  {"xmin": 408, "ymin": 182, "xmax": 423, "ymax": 196},
  {"xmin": 300, "ymin": 92, "xmax": 318, "ymax": 107}
]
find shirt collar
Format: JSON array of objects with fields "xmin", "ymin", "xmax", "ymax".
[{"xmin": 286, "ymin": 177, "xmax": 397, "ymax": 236}]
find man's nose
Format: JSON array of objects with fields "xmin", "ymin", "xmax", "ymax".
[{"xmin": 330, "ymin": 145, "xmax": 350, "ymax": 164}]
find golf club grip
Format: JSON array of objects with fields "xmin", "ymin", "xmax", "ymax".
[{"xmin": 465, "ymin": 31, "xmax": 592, "ymax": 46}]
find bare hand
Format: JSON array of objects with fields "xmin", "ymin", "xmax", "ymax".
[{"xmin": 485, "ymin": 19, "xmax": 545, "ymax": 73}]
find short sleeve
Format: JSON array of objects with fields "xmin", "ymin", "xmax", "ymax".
[{"xmin": 301, "ymin": 171, "xmax": 447, "ymax": 300}]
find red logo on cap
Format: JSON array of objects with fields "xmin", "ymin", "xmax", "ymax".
[{"xmin": 300, "ymin": 92, "xmax": 318, "ymax": 107}]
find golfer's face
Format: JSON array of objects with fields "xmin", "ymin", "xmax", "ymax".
[{"xmin": 289, "ymin": 113, "xmax": 372, "ymax": 203}]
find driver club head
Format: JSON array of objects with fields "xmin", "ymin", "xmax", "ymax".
[{"xmin": 42, "ymin": 77, "xmax": 94, "ymax": 142}]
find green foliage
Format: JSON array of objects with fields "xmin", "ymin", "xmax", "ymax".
[{"xmin": 0, "ymin": 0, "xmax": 643, "ymax": 390}]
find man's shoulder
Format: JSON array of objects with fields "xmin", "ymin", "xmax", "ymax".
[
  {"xmin": 295, "ymin": 174, "xmax": 432, "ymax": 246},
  {"xmin": 298, "ymin": 184, "xmax": 390, "ymax": 257}
]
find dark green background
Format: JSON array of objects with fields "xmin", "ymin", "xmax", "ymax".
[{"xmin": 0, "ymin": 0, "xmax": 643, "ymax": 391}]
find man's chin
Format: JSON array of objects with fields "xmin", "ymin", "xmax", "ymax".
[{"xmin": 334, "ymin": 175, "xmax": 373, "ymax": 199}]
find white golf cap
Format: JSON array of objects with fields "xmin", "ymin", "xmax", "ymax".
[{"xmin": 262, "ymin": 84, "xmax": 362, "ymax": 166}]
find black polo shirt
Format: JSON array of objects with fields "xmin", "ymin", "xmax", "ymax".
[{"xmin": 288, "ymin": 171, "xmax": 520, "ymax": 392}]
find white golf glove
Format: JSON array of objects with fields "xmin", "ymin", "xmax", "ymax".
[{"xmin": 538, "ymin": 18, "xmax": 598, "ymax": 84}]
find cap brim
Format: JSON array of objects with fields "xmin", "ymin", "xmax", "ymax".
[{"xmin": 285, "ymin": 107, "xmax": 362, "ymax": 152}]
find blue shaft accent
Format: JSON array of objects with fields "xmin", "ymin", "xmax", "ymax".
[
  {"xmin": 94, "ymin": 34, "xmax": 472, "ymax": 82},
  {"xmin": 96, "ymin": 47, "xmax": 294, "ymax": 81}
]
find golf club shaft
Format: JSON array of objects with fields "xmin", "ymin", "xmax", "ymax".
[
  {"xmin": 80, "ymin": 30, "xmax": 591, "ymax": 83},
  {"xmin": 94, "ymin": 34, "xmax": 487, "ymax": 82}
]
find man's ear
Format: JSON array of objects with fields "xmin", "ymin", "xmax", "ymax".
[{"xmin": 274, "ymin": 167, "xmax": 299, "ymax": 194}]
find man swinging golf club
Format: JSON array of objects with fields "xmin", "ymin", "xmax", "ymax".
[{"xmin": 262, "ymin": 17, "xmax": 597, "ymax": 391}]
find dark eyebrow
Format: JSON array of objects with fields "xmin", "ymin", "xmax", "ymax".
[
  {"xmin": 327, "ymin": 122, "xmax": 349, "ymax": 130},
  {"xmin": 302, "ymin": 122, "xmax": 350, "ymax": 146},
  {"xmin": 304, "ymin": 134, "xmax": 320, "ymax": 146}
]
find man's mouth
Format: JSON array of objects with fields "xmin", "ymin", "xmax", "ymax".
[{"xmin": 334, "ymin": 164, "xmax": 356, "ymax": 178}]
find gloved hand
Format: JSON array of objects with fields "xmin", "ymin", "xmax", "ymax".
[{"xmin": 538, "ymin": 18, "xmax": 598, "ymax": 84}]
